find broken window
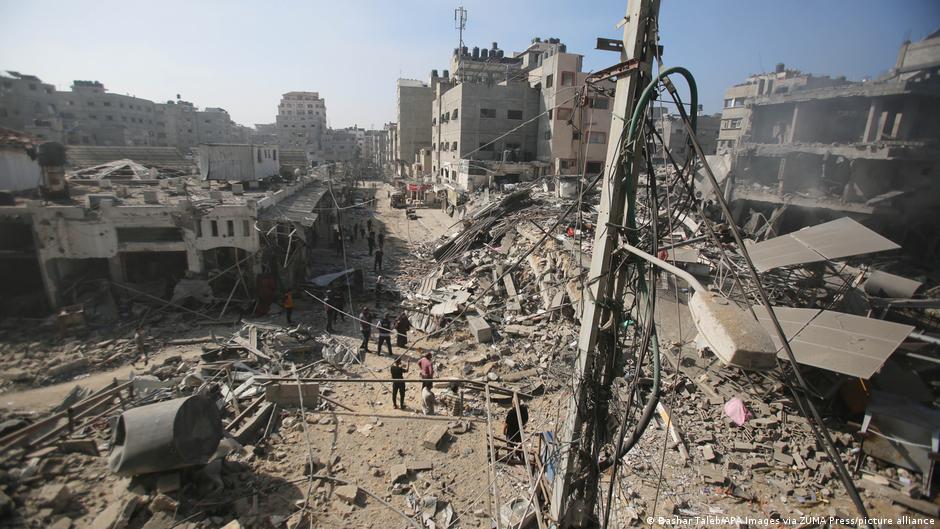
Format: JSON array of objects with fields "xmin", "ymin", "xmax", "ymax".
[
  {"xmin": 507, "ymin": 109, "xmax": 523, "ymax": 120},
  {"xmin": 546, "ymin": 74, "xmax": 554, "ymax": 88},
  {"xmin": 585, "ymin": 161, "xmax": 603, "ymax": 174},
  {"xmin": 116, "ymin": 227, "xmax": 183, "ymax": 243},
  {"xmin": 210, "ymin": 220, "xmax": 219, "ymax": 237},
  {"xmin": 227, "ymin": 220, "xmax": 235, "ymax": 237},
  {"xmin": 561, "ymin": 72, "xmax": 576, "ymax": 86},
  {"xmin": 451, "ymin": 109, "xmax": 458, "ymax": 119},
  {"xmin": 589, "ymin": 131, "xmax": 607, "ymax": 144},
  {"xmin": 481, "ymin": 108, "xmax": 497, "ymax": 118},
  {"xmin": 479, "ymin": 142, "xmax": 495, "ymax": 152},
  {"xmin": 451, "ymin": 141, "xmax": 457, "ymax": 151},
  {"xmin": 544, "ymin": 130, "xmax": 552, "ymax": 140}
]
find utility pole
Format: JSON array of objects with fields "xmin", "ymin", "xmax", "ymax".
[{"xmin": 551, "ymin": 0, "xmax": 660, "ymax": 525}]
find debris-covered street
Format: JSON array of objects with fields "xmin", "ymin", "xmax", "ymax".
[{"xmin": 1, "ymin": 1, "xmax": 939, "ymax": 528}]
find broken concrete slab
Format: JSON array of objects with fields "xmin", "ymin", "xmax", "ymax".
[
  {"xmin": 59, "ymin": 438, "xmax": 99, "ymax": 456},
  {"xmin": 407, "ymin": 460, "xmax": 433, "ymax": 472},
  {"xmin": 422, "ymin": 424, "xmax": 450, "ymax": 450},
  {"xmin": 264, "ymin": 383, "xmax": 319, "ymax": 408},
  {"xmin": 37, "ymin": 484, "xmax": 71, "ymax": 513},
  {"xmin": 334, "ymin": 484, "xmax": 359, "ymax": 504},
  {"xmin": 502, "ymin": 368, "xmax": 539, "ymax": 383},
  {"xmin": 389, "ymin": 464, "xmax": 408, "ymax": 483},
  {"xmin": 466, "ymin": 316, "xmax": 493, "ymax": 343},
  {"xmin": 155, "ymin": 473, "xmax": 181, "ymax": 494}
]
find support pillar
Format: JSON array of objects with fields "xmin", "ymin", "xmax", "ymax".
[
  {"xmin": 862, "ymin": 99, "xmax": 883, "ymax": 143},
  {"xmin": 108, "ymin": 254, "xmax": 125, "ymax": 283}
]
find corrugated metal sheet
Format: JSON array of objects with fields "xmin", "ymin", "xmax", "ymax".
[
  {"xmin": 863, "ymin": 271, "xmax": 923, "ymax": 298},
  {"xmin": 66, "ymin": 145, "xmax": 192, "ymax": 172},
  {"xmin": 753, "ymin": 306, "xmax": 913, "ymax": 378},
  {"xmin": 196, "ymin": 145, "xmax": 255, "ymax": 181},
  {"xmin": 748, "ymin": 217, "xmax": 899, "ymax": 272}
]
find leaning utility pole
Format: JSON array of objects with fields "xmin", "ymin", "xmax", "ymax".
[{"xmin": 551, "ymin": 0, "xmax": 660, "ymax": 525}]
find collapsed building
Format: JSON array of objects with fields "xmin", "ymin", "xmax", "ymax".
[{"xmin": 720, "ymin": 30, "xmax": 940, "ymax": 263}]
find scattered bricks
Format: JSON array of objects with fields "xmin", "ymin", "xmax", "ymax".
[
  {"xmin": 805, "ymin": 457, "xmax": 819, "ymax": 471},
  {"xmin": 334, "ymin": 485, "xmax": 359, "ymax": 504},
  {"xmin": 37, "ymin": 484, "xmax": 71, "ymax": 513},
  {"xmin": 156, "ymin": 473, "xmax": 181, "ymax": 494},
  {"xmin": 503, "ymin": 325, "xmax": 534, "ymax": 337},
  {"xmin": 92, "ymin": 496, "xmax": 141, "ymax": 529},
  {"xmin": 58, "ymin": 438, "xmax": 99, "ymax": 456},
  {"xmin": 773, "ymin": 449, "xmax": 794, "ymax": 467},
  {"xmin": 793, "ymin": 452, "xmax": 807, "ymax": 470},
  {"xmin": 701, "ymin": 445, "xmax": 716, "ymax": 461},
  {"xmin": 423, "ymin": 424, "xmax": 450, "ymax": 450},
  {"xmin": 745, "ymin": 458, "xmax": 768, "ymax": 470},
  {"xmin": 699, "ymin": 467, "xmax": 726, "ymax": 484},
  {"xmin": 466, "ymin": 316, "xmax": 493, "ymax": 343},
  {"xmin": 389, "ymin": 464, "xmax": 408, "ymax": 483},
  {"xmin": 732, "ymin": 441, "xmax": 755, "ymax": 451},
  {"xmin": 264, "ymin": 383, "xmax": 319, "ymax": 408}
]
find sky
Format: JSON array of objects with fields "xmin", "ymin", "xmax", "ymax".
[{"xmin": 0, "ymin": 0, "xmax": 937, "ymax": 129}]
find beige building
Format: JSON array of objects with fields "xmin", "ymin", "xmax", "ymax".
[
  {"xmin": 0, "ymin": 71, "xmax": 61, "ymax": 141},
  {"xmin": 395, "ymin": 79, "xmax": 435, "ymax": 176},
  {"xmin": 276, "ymin": 92, "xmax": 327, "ymax": 156},
  {"xmin": 525, "ymin": 38, "xmax": 614, "ymax": 176}
]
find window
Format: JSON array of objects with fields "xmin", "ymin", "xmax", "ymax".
[
  {"xmin": 227, "ymin": 220, "xmax": 235, "ymax": 237},
  {"xmin": 557, "ymin": 108, "xmax": 573, "ymax": 121},
  {"xmin": 546, "ymin": 74, "xmax": 554, "ymax": 88},
  {"xmin": 210, "ymin": 220, "xmax": 219, "ymax": 237},
  {"xmin": 548, "ymin": 109, "xmax": 553, "ymax": 120},
  {"xmin": 590, "ymin": 97, "xmax": 609, "ymax": 109},
  {"xmin": 103, "ymin": 101, "xmax": 111, "ymax": 107},
  {"xmin": 589, "ymin": 131, "xmax": 607, "ymax": 144},
  {"xmin": 195, "ymin": 220, "xmax": 202, "ymax": 237},
  {"xmin": 257, "ymin": 148, "xmax": 262, "ymax": 162},
  {"xmin": 561, "ymin": 72, "xmax": 576, "ymax": 86},
  {"xmin": 585, "ymin": 161, "xmax": 603, "ymax": 174},
  {"xmin": 507, "ymin": 109, "xmax": 523, "ymax": 120},
  {"xmin": 543, "ymin": 130, "xmax": 552, "ymax": 140},
  {"xmin": 432, "ymin": 117, "xmax": 437, "ymax": 125},
  {"xmin": 480, "ymin": 108, "xmax": 496, "ymax": 118},
  {"xmin": 572, "ymin": 131, "xmax": 581, "ymax": 140},
  {"xmin": 451, "ymin": 109, "xmax": 458, "ymax": 119},
  {"xmin": 722, "ymin": 118, "xmax": 743, "ymax": 130},
  {"xmin": 451, "ymin": 141, "xmax": 457, "ymax": 151},
  {"xmin": 479, "ymin": 142, "xmax": 495, "ymax": 152},
  {"xmin": 273, "ymin": 149, "xmax": 277, "ymax": 160}
]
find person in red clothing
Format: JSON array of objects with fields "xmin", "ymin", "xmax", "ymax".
[{"xmin": 418, "ymin": 350, "xmax": 434, "ymax": 390}]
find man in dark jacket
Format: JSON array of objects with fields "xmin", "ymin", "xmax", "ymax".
[
  {"xmin": 390, "ymin": 358, "xmax": 408, "ymax": 409},
  {"xmin": 394, "ymin": 312, "xmax": 411, "ymax": 348},
  {"xmin": 358, "ymin": 307, "xmax": 372, "ymax": 354},
  {"xmin": 377, "ymin": 313, "xmax": 393, "ymax": 355}
]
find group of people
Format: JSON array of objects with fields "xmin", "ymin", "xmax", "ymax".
[
  {"xmin": 355, "ymin": 306, "xmax": 411, "ymax": 355},
  {"xmin": 330, "ymin": 217, "xmax": 387, "ymax": 273},
  {"xmin": 389, "ymin": 350, "xmax": 436, "ymax": 414}
]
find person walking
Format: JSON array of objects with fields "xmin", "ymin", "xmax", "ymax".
[
  {"xmin": 377, "ymin": 231, "xmax": 385, "ymax": 249},
  {"xmin": 367, "ymin": 231, "xmax": 375, "ymax": 256},
  {"xmin": 325, "ymin": 289, "xmax": 336, "ymax": 333},
  {"xmin": 333, "ymin": 227, "xmax": 342, "ymax": 257},
  {"xmin": 366, "ymin": 218, "xmax": 373, "ymax": 233},
  {"xmin": 377, "ymin": 313, "xmax": 393, "ymax": 355},
  {"xmin": 394, "ymin": 312, "xmax": 411, "ymax": 348},
  {"xmin": 282, "ymin": 290, "xmax": 294, "ymax": 325},
  {"xmin": 358, "ymin": 307, "xmax": 372, "ymax": 354},
  {"xmin": 374, "ymin": 247, "xmax": 384, "ymax": 272},
  {"xmin": 390, "ymin": 358, "xmax": 408, "ymax": 409},
  {"xmin": 330, "ymin": 289, "xmax": 346, "ymax": 322},
  {"xmin": 418, "ymin": 350, "xmax": 434, "ymax": 390}
]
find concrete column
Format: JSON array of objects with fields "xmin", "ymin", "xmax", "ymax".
[
  {"xmin": 892, "ymin": 98, "xmax": 918, "ymax": 140},
  {"xmin": 776, "ymin": 156, "xmax": 789, "ymax": 196},
  {"xmin": 37, "ymin": 257, "xmax": 60, "ymax": 310},
  {"xmin": 787, "ymin": 103, "xmax": 801, "ymax": 143},
  {"xmin": 862, "ymin": 99, "xmax": 883, "ymax": 143},
  {"xmin": 186, "ymin": 247, "xmax": 204, "ymax": 275},
  {"xmin": 108, "ymin": 254, "xmax": 125, "ymax": 283}
]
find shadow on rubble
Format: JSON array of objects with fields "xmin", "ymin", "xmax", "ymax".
[{"xmin": 124, "ymin": 457, "xmax": 308, "ymax": 528}]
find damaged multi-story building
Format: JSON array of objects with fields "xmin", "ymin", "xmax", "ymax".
[
  {"xmin": 430, "ymin": 38, "xmax": 616, "ymax": 193},
  {"xmin": 721, "ymin": 30, "xmax": 940, "ymax": 262},
  {"xmin": 0, "ymin": 128, "xmax": 338, "ymax": 316}
]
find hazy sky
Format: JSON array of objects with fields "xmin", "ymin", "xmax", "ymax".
[{"xmin": 1, "ymin": 1, "xmax": 937, "ymax": 129}]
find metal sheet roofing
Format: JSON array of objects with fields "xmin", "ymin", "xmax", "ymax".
[
  {"xmin": 66, "ymin": 145, "xmax": 193, "ymax": 172},
  {"xmin": 753, "ymin": 306, "xmax": 913, "ymax": 379},
  {"xmin": 748, "ymin": 217, "xmax": 900, "ymax": 272}
]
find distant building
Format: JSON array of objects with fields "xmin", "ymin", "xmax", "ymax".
[
  {"xmin": 320, "ymin": 128, "xmax": 360, "ymax": 162},
  {"xmin": 651, "ymin": 113, "xmax": 721, "ymax": 162},
  {"xmin": 395, "ymin": 79, "xmax": 435, "ymax": 177},
  {"xmin": 0, "ymin": 127, "xmax": 41, "ymax": 192},
  {"xmin": 0, "ymin": 71, "xmax": 61, "ymax": 141},
  {"xmin": 276, "ymin": 92, "xmax": 327, "ymax": 156}
]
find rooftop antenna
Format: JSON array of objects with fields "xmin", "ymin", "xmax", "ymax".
[{"xmin": 455, "ymin": 6, "xmax": 467, "ymax": 52}]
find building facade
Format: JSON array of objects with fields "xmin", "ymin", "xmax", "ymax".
[
  {"xmin": 395, "ymin": 79, "xmax": 435, "ymax": 177},
  {"xmin": 276, "ymin": 92, "xmax": 327, "ymax": 158}
]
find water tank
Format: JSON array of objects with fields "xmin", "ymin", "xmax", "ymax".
[
  {"xmin": 432, "ymin": 69, "xmax": 439, "ymax": 78},
  {"xmin": 496, "ymin": 50, "xmax": 504, "ymax": 59},
  {"xmin": 462, "ymin": 46, "xmax": 468, "ymax": 56},
  {"xmin": 775, "ymin": 63, "xmax": 785, "ymax": 73},
  {"xmin": 492, "ymin": 42, "xmax": 498, "ymax": 50},
  {"xmin": 559, "ymin": 44, "xmax": 566, "ymax": 53},
  {"xmin": 443, "ymin": 70, "xmax": 449, "ymax": 78},
  {"xmin": 481, "ymin": 48, "xmax": 489, "ymax": 60},
  {"xmin": 533, "ymin": 37, "xmax": 541, "ymax": 43},
  {"xmin": 472, "ymin": 47, "xmax": 480, "ymax": 60}
]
